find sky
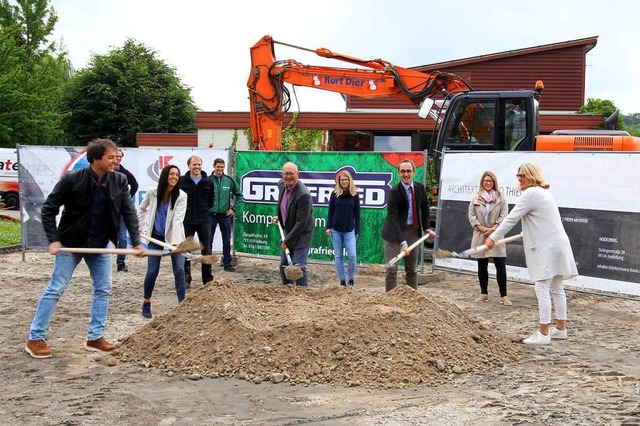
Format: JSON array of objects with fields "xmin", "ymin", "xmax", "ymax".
[{"xmin": 50, "ymin": 0, "xmax": 640, "ymax": 114}]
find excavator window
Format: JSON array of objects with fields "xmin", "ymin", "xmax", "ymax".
[
  {"xmin": 442, "ymin": 99, "xmax": 496, "ymax": 148},
  {"xmin": 504, "ymin": 99, "xmax": 528, "ymax": 150}
]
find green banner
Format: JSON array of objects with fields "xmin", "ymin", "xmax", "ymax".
[{"xmin": 234, "ymin": 151, "xmax": 425, "ymax": 265}]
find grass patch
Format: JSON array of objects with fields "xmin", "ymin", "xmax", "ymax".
[{"xmin": 0, "ymin": 219, "xmax": 21, "ymax": 246}]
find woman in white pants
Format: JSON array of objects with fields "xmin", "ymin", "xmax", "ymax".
[{"xmin": 485, "ymin": 163, "xmax": 577, "ymax": 345}]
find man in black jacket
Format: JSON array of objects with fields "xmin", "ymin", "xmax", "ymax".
[
  {"xmin": 382, "ymin": 159, "xmax": 435, "ymax": 292},
  {"xmin": 180, "ymin": 155, "xmax": 214, "ymax": 287},
  {"xmin": 25, "ymin": 139, "xmax": 144, "ymax": 359},
  {"xmin": 114, "ymin": 149, "xmax": 139, "ymax": 272}
]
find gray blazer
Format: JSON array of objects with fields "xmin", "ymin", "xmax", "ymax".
[{"xmin": 277, "ymin": 180, "xmax": 314, "ymax": 249}]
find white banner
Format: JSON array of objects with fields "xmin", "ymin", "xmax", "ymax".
[
  {"xmin": 434, "ymin": 151, "xmax": 640, "ymax": 297},
  {"xmin": 17, "ymin": 145, "xmax": 228, "ymax": 250}
]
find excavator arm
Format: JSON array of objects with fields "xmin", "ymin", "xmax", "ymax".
[{"xmin": 247, "ymin": 35, "xmax": 472, "ymax": 150}]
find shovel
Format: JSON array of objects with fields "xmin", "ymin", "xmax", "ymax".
[
  {"xmin": 57, "ymin": 247, "xmax": 165, "ymax": 256},
  {"xmin": 434, "ymin": 233, "xmax": 523, "ymax": 259},
  {"xmin": 139, "ymin": 234, "xmax": 218, "ymax": 265},
  {"xmin": 276, "ymin": 221, "xmax": 304, "ymax": 281},
  {"xmin": 386, "ymin": 231, "xmax": 434, "ymax": 268}
]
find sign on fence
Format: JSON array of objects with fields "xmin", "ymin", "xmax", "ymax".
[{"xmin": 434, "ymin": 151, "xmax": 640, "ymax": 297}]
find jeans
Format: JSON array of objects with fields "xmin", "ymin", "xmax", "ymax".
[
  {"xmin": 116, "ymin": 216, "xmax": 128, "ymax": 267},
  {"xmin": 280, "ymin": 246, "xmax": 309, "ymax": 286},
  {"xmin": 330, "ymin": 229, "xmax": 356, "ymax": 280},
  {"xmin": 184, "ymin": 222, "xmax": 213, "ymax": 285},
  {"xmin": 210, "ymin": 215, "xmax": 233, "ymax": 267},
  {"xmin": 29, "ymin": 251, "xmax": 112, "ymax": 341},
  {"xmin": 143, "ymin": 241, "xmax": 186, "ymax": 302}
]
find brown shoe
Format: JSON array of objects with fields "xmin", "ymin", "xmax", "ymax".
[
  {"xmin": 85, "ymin": 337, "xmax": 117, "ymax": 353},
  {"xmin": 25, "ymin": 339, "xmax": 53, "ymax": 359},
  {"xmin": 475, "ymin": 294, "xmax": 489, "ymax": 302},
  {"xmin": 500, "ymin": 296, "xmax": 513, "ymax": 306}
]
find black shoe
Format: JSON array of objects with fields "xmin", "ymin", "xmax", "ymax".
[
  {"xmin": 348, "ymin": 279, "xmax": 355, "ymax": 288},
  {"xmin": 142, "ymin": 302, "xmax": 152, "ymax": 319},
  {"xmin": 224, "ymin": 265, "xmax": 236, "ymax": 272},
  {"xmin": 340, "ymin": 280, "xmax": 346, "ymax": 287},
  {"xmin": 117, "ymin": 264, "xmax": 128, "ymax": 272}
]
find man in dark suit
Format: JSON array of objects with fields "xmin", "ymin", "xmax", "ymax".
[
  {"xmin": 273, "ymin": 161, "xmax": 314, "ymax": 286},
  {"xmin": 382, "ymin": 159, "xmax": 435, "ymax": 292}
]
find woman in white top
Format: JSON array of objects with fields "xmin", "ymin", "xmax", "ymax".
[
  {"xmin": 486, "ymin": 163, "xmax": 577, "ymax": 345},
  {"xmin": 137, "ymin": 165, "xmax": 188, "ymax": 318},
  {"xmin": 468, "ymin": 171, "xmax": 510, "ymax": 305}
]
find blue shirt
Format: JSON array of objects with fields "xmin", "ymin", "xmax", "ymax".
[
  {"xmin": 402, "ymin": 182, "xmax": 415, "ymax": 226},
  {"xmin": 153, "ymin": 201, "xmax": 169, "ymax": 239}
]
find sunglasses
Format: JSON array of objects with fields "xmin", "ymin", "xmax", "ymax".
[{"xmin": 515, "ymin": 174, "xmax": 526, "ymax": 179}]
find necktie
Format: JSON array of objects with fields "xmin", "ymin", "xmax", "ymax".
[{"xmin": 410, "ymin": 186, "xmax": 419, "ymax": 229}]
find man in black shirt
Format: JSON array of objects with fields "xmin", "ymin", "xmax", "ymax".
[
  {"xmin": 114, "ymin": 149, "xmax": 139, "ymax": 272},
  {"xmin": 179, "ymin": 155, "xmax": 214, "ymax": 287}
]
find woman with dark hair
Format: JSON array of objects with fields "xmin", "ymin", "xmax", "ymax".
[
  {"xmin": 326, "ymin": 170, "xmax": 361, "ymax": 287},
  {"xmin": 468, "ymin": 171, "xmax": 510, "ymax": 305},
  {"xmin": 486, "ymin": 163, "xmax": 577, "ymax": 345},
  {"xmin": 137, "ymin": 165, "xmax": 188, "ymax": 318}
]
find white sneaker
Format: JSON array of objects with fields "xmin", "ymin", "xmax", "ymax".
[
  {"xmin": 550, "ymin": 327, "xmax": 568, "ymax": 340},
  {"xmin": 522, "ymin": 330, "xmax": 551, "ymax": 345}
]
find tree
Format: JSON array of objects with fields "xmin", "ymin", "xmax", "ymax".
[
  {"xmin": 0, "ymin": 0, "xmax": 69, "ymax": 147},
  {"xmin": 61, "ymin": 39, "xmax": 196, "ymax": 146},
  {"xmin": 0, "ymin": 0, "xmax": 57, "ymax": 57},
  {"xmin": 579, "ymin": 98, "xmax": 620, "ymax": 129},
  {"xmin": 244, "ymin": 113, "xmax": 323, "ymax": 151}
]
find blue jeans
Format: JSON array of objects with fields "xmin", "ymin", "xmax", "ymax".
[
  {"xmin": 330, "ymin": 229, "xmax": 357, "ymax": 280},
  {"xmin": 280, "ymin": 246, "xmax": 309, "ymax": 286},
  {"xmin": 116, "ymin": 216, "xmax": 128, "ymax": 266},
  {"xmin": 209, "ymin": 215, "xmax": 232, "ymax": 267},
  {"xmin": 143, "ymin": 241, "xmax": 186, "ymax": 302},
  {"xmin": 29, "ymin": 252, "xmax": 112, "ymax": 341}
]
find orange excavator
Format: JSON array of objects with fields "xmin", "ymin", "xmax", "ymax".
[
  {"xmin": 247, "ymin": 35, "xmax": 471, "ymax": 151},
  {"xmin": 247, "ymin": 35, "xmax": 640, "ymax": 153}
]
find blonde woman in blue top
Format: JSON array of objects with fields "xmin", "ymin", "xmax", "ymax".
[{"xmin": 326, "ymin": 170, "xmax": 361, "ymax": 287}]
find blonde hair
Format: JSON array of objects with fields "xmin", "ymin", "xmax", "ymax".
[
  {"xmin": 518, "ymin": 163, "xmax": 550, "ymax": 189},
  {"xmin": 477, "ymin": 171, "xmax": 502, "ymax": 196},
  {"xmin": 334, "ymin": 170, "xmax": 358, "ymax": 197}
]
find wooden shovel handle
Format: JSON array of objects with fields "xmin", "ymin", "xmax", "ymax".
[
  {"xmin": 276, "ymin": 222, "xmax": 294, "ymax": 265},
  {"xmin": 57, "ymin": 247, "xmax": 164, "ymax": 256},
  {"xmin": 140, "ymin": 234, "xmax": 175, "ymax": 251}
]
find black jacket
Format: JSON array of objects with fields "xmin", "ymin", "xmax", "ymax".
[
  {"xmin": 116, "ymin": 164, "xmax": 139, "ymax": 197},
  {"xmin": 41, "ymin": 167, "xmax": 141, "ymax": 248},
  {"xmin": 180, "ymin": 171, "xmax": 214, "ymax": 225},
  {"xmin": 382, "ymin": 181, "xmax": 430, "ymax": 244}
]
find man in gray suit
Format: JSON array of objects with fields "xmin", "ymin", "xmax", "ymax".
[{"xmin": 273, "ymin": 162, "xmax": 314, "ymax": 286}]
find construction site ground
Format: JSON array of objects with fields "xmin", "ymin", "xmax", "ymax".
[{"xmin": 0, "ymin": 251, "xmax": 638, "ymax": 425}]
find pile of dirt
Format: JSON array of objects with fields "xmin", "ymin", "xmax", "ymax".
[{"xmin": 118, "ymin": 278, "xmax": 522, "ymax": 388}]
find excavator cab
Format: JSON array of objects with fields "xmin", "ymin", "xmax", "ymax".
[
  {"xmin": 435, "ymin": 90, "xmax": 538, "ymax": 153},
  {"xmin": 430, "ymin": 90, "xmax": 539, "ymax": 180}
]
